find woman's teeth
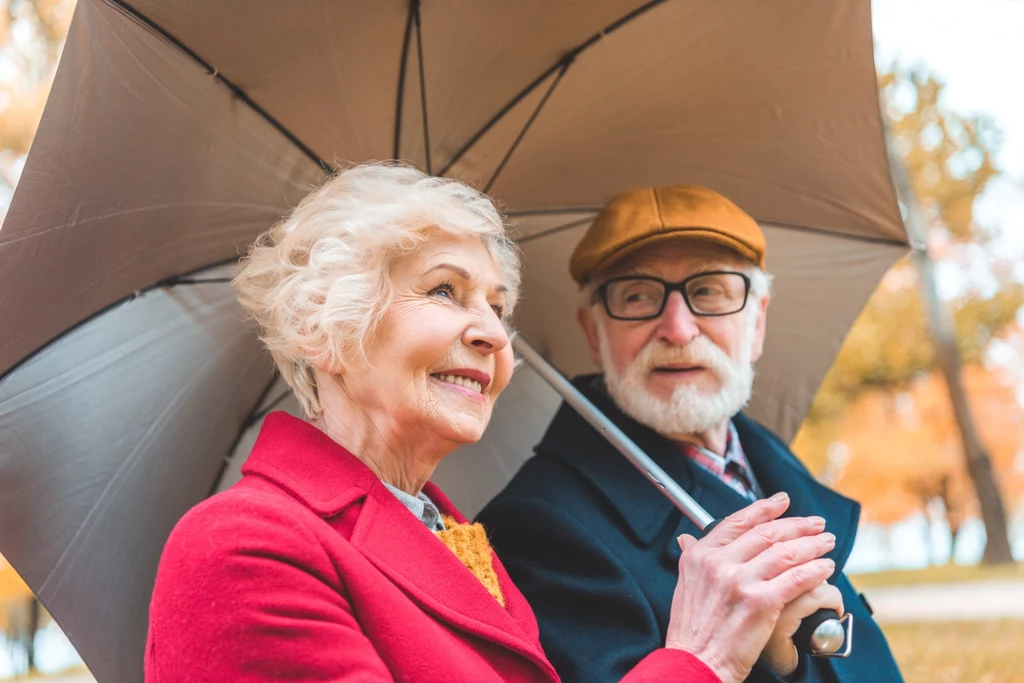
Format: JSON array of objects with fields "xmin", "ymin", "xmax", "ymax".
[{"xmin": 435, "ymin": 374, "xmax": 483, "ymax": 393}]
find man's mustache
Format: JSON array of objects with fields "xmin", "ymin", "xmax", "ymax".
[{"xmin": 635, "ymin": 337, "xmax": 735, "ymax": 380}]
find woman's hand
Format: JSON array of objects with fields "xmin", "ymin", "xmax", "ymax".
[
  {"xmin": 663, "ymin": 492, "xmax": 836, "ymax": 683},
  {"xmin": 760, "ymin": 581, "xmax": 844, "ymax": 677}
]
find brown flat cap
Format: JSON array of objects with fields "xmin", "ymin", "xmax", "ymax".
[{"xmin": 569, "ymin": 185, "xmax": 766, "ymax": 285}]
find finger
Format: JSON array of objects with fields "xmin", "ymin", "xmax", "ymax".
[
  {"xmin": 781, "ymin": 583, "xmax": 845, "ymax": 625},
  {"xmin": 744, "ymin": 531, "xmax": 836, "ymax": 580},
  {"xmin": 810, "ymin": 583, "xmax": 844, "ymax": 617},
  {"xmin": 718, "ymin": 516, "xmax": 828, "ymax": 563},
  {"xmin": 704, "ymin": 492, "xmax": 790, "ymax": 546},
  {"xmin": 759, "ymin": 558, "xmax": 837, "ymax": 607},
  {"xmin": 677, "ymin": 534, "xmax": 698, "ymax": 553}
]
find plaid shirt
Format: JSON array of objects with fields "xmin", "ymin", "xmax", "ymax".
[{"xmin": 675, "ymin": 420, "xmax": 762, "ymax": 501}]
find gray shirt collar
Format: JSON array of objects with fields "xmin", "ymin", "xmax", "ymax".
[{"xmin": 382, "ymin": 482, "xmax": 446, "ymax": 532}]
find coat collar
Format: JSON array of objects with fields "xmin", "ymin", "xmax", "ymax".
[
  {"xmin": 535, "ymin": 375, "xmax": 700, "ymax": 546},
  {"xmin": 241, "ymin": 413, "xmax": 556, "ymax": 679},
  {"xmin": 537, "ymin": 375, "xmax": 860, "ymax": 572},
  {"xmin": 241, "ymin": 412, "xmax": 378, "ymax": 516}
]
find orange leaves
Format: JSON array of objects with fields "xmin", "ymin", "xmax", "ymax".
[{"xmin": 794, "ymin": 365, "xmax": 1024, "ymax": 524}]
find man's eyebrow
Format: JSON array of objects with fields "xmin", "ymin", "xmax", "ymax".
[{"xmin": 425, "ymin": 263, "xmax": 507, "ymax": 294}]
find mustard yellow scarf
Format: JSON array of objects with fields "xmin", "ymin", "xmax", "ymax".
[{"xmin": 434, "ymin": 515, "xmax": 505, "ymax": 607}]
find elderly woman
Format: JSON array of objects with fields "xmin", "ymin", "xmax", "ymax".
[{"xmin": 145, "ymin": 163, "xmax": 836, "ymax": 683}]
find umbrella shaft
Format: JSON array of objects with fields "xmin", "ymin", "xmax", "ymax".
[{"xmin": 512, "ymin": 336, "xmax": 715, "ymax": 529}]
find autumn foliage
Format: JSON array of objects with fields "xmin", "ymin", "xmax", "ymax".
[{"xmin": 794, "ymin": 363, "xmax": 1024, "ymax": 525}]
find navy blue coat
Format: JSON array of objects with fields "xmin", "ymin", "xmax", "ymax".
[{"xmin": 477, "ymin": 375, "xmax": 903, "ymax": 683}]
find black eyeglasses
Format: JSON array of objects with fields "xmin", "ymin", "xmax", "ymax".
[{"xmin": 595, "ymin": 271, "xmax": 751, "ymax": 321}]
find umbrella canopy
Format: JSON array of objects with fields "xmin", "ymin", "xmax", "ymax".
[{"xmin": 0, "ymin": 1, "xmax": 906, "ymax": 680}]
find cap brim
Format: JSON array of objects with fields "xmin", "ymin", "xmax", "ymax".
[{"xmin": 580, "ymin": 227, "xmax": 764, "ymax": 284}]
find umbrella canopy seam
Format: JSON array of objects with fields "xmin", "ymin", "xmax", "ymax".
[
  {"xmin": 484, "ymin": 60, "xmax": 572, "ymax": 194},
  {"xmin": 436, "ymin": 0, "xmax": 670, "ymax": 177},
  {"xmin": 100, "ymin": 0, "xmax": 331, "ymax": 175},
  {"xmin": 207, "ymin": 370, "xmax": 281, "ymax": 498},
  {"xmin": 0, "ymin": 256, "xmax": 241, "ymax": 384},
  {"xmin": 413, "ymin": 0, "xmax": 433, "ymax": 174},
  {"xmin": 393, "ymin": 1, "xmax": 417, "ymax": 161},
  {"xmin": 508, "ymin": 209, "xmax": 909, "ymax": 249}
]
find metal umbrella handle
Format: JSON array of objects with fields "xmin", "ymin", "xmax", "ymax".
[{"xmin": 512, "ymin": 336, "xmax": 852, "ymax": 658}]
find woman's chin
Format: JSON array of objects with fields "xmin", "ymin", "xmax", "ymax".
[{"xmin": 430, "ymin": 413, "xmax": 489, "ymax": 446}]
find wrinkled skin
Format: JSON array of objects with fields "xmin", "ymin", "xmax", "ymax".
[{"xmin": 666, "ymin": 494, "xmax": 842, "ymax": 683}]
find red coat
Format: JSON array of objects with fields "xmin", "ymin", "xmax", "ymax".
[{"xmin": 145, "ymin": 412, "xmax": 719, "ymax": 682}]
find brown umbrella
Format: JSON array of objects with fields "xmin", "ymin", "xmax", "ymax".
[{"xmin": 0, "ymin": 1, "xmax": 906, "ymax": 680}]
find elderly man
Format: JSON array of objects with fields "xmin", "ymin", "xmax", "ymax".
[{"xmin": 477, "ymin": 185, "xmax": 903, "ymax": 683}]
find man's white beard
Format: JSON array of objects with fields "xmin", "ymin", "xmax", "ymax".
[{"xmin": 597, "ymin": 313, "xmax": 757, "ymax": 438}]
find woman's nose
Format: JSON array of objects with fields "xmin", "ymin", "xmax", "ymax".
[
  {"xmin": 656, "ymin": 291, "xmax": 701, "ymax": 346},
  {"xmin": 465, "ymin": 306, "xmax": 509, "ymax": 354}
]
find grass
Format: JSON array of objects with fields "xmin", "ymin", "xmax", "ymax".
[
  {"xmin": 849, "ymin": 561, "xmax": 1024, "ymax": 589},
  {"xmin": 883, "ymin": 620, "xmax": 1024, "ymax": 683}
]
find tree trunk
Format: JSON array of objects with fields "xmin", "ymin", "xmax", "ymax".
[
  {"xmin": 912, "ymin": 244, "xmax": 1014, "ymax": 564},
  {"xmin": 26, "ymin": 595, "xmax": 40, "ymax": 672},
  {"xmin": 888, "ymin": 136, "xmax": 1016, "ymax": 566}
]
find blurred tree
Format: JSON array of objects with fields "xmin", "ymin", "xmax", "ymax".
[
  {"xmin": 1, "ymin": 553, "xmax": 38, "ymax": 672},
  {"xmin": 881, "ymin": 69, "xmax": 1000, "ymax": 242},
  {"xmin": 0, "ymin": 0, "xmax": 73, "ymax": 190},
  {"xmin": 795, "ymin": 66, "xmax": 1022, "ymax": 564},
  {"xmin": 795, "ymin": 366, "xmax": 1024, "ymax": 561},
  {"xmin": 0, "ymin": 0, "xmax": 73, "ymax": 670}
]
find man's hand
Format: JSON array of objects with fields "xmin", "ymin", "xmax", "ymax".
[
  {"xmin": 663, "ymin": 492, "xmax": 836, "ymax": 683},
  {"xmin": 760, "ymin": 582, "xmax": 845, "ymax": 677}
]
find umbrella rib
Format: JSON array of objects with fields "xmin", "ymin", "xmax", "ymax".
[
  {"xmin": 761, "ymin": 221, "xmax": 909, "ymax": 248},
  {"xmin": 0, "ymin": 255, "xmax": 241, "ymax": 384},
  {"xmin": 393, "ymin": 0, "xmax": 417, "ymax": 160},
  {"xmin": 250, "ymin": 388, "xmax": 294, "ymax": 424},
  {"xmin": 164, "ymin": 276, "xmax": 233, "ymax": 286},
  {"xmin": 414, "ymin": 0, "xmax": 432, "ymax": 174},
  {"xmin": 483, "ymin": 60, "xmax": 570, "ymax": 194},
  {"xmin": 207, "ymin": 370, "xmax": 282, "ymax": 498},
  {"xmin": 514, "ymin": 215, "xmax": 597, "ymax": 245},
  {"xmin": 104, "ymin": 0, "xmax": 331, "ymax": 174},
  {"xmin": 438, "ymin": 0, "xmax": 670, "ymax": 177},
  {"xmin": 507, "ymin": 208, "xmax": 910, "ymax": 248}
]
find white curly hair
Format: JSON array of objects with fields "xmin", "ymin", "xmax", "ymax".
[{"xmin": 233, "ymin": 162, "xmax": 521, "ymax": 418}]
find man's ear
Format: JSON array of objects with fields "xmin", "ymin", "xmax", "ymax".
[
  {"xmin": 577, "ymin": 305, "xmax": 603, "ymax": 366},
  {"xmin": 749, "ymin": 293, "xmax": 770, "ymax": 363}
]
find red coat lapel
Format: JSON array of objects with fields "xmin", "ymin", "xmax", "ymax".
[
  {"xmin": 424, "ymin": 482, "xmax": 544, "ymax": 645},
  {"xmin": 242, "ymin": 413, "xmax": 555, "ymax": 679}
]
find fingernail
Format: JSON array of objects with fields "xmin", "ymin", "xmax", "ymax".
[
  {"xmin": 825, "ymin": 559, "xmax": 836, "ymax": 570},
  {"xmin": 771, "ymin": 492, "xmax": 789, "ymax": 503},
  {"xmin": 823, "ymin": 533, "xmax": 836, "ymax": 545},
  {"xmin": 810, "ymin": 516, "xmax": 826, "ymax": 528}
]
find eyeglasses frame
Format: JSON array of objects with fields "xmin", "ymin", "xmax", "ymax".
[{"xmin": 594, "ymin": 270, "xmax": 752, "ymax": 321}]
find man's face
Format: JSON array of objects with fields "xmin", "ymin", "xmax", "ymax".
[{"xmin": 578, "ymin": 239, "xmax": 769, "ymax": 436}]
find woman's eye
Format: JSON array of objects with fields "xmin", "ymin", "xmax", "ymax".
[
  {"xmin": 431, "ymin": 283, "xmax": 455, "ymax": 299},
  {"xmin": 491, "ymin": 304, "xmax": 505, "ymax": 318}
]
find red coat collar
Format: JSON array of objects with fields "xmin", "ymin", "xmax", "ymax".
[{"xmin": 241, "ymin": 412, "xmax": 382, "ymax": 516}]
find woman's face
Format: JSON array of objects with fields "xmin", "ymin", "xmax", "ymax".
[{"xmin": 338, "ymin": 233, "xmax": 514, "ymax": 451}]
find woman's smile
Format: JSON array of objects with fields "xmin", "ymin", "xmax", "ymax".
[{"xmin": 429, "ymin": 367, "xmax": 491, "ymax": 398}]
